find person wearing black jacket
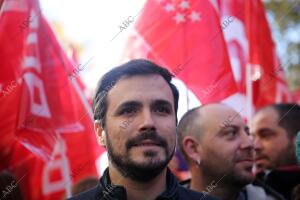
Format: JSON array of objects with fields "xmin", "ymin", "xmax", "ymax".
[
  {"xmin": 68, "ymin": 59, "xmax": 218, "ymax": 200},
  {"xmin": 252, "ymin": 104, "xmax": 300, "ymax": 200},
  {"xmin": 71, "ymin": 168, "xmax": 208, "ymax": 200}
]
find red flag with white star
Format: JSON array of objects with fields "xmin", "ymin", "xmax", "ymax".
[{"xmin": 122, "ymin": 0, "xmax": 237, "ymax": 104}]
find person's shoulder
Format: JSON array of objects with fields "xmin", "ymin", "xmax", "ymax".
[
  {"xmin": 245, "ymin": 184, "xmax": 283, "ymax": 200},
  {"xmin": 67, "ymin": 186, "xmax": 98, "ymax": 200},
  {"xmin": 177, "ymin": 185, "xmax": 220, "ymax": 200}
]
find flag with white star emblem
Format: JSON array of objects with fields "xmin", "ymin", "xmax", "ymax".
[{"xmin": 122, "ymin": 0, "xmax": 237, "ymax": 104}]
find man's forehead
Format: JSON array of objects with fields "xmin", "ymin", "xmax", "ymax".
[
  {"xmin": 253, "ymin": 107, "xmax": 279, "ymax": 125},
  {"xmin": 201, "ymin": 104, "xmax": 242, "ymax": 123},
  {"xmin": 113, "ymin": 74, "xmax": 168, "ymax": 89},
  {"xmin": 106, "ymin": 74, "xmax": 174, "ymax": 107},
  {"xmin": 199, "ymin": 105, "xmax": 245, "ymax": 138}
]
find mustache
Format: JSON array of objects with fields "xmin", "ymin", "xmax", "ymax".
[{"xmin": 126, "ymin": 130, "xmax": 167, "ymax": 150}]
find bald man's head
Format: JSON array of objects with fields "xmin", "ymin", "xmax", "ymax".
[
  {"xmin": 178, "ymin": 103, "xmax": 254, "ymax": 187},
  {"xmin": 177, "ymin": 103, "xmax": 246, "ymax": 162},
  {"xmin": 177, "ymin": 107, "xmax": 202, "ymax": 161}
]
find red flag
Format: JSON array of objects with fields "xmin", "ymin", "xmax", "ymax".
[
  {"xmin": 246, "ymin": 0, "xmax": 292, "ymax": 108},
  {"xmin": 292, "ymin": 90, "xmax": 300, "ymax": 105},
  {"xmin": 217, "ymin": 0, "xmax": 292, "ymax": 111},
  {"xmin": 0, "ymin": 0, "xmax": 106, "ymax": 199},
  {"xmin": 122, "ymin": 0, "xmax": 237, "ymax": 104},
  {"xmin": 5, "ymin": 133, "xmax": 106, "ymax": 200}
]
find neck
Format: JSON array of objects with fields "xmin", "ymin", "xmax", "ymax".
[
  {"xmin": 109, "ymin": 164, "xmax": 167, "ymax": 200},
  {"xmin": 190, "ymin": 166, "xmax": 240, "ymax": 200}
]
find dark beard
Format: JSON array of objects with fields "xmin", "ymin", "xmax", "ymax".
[
  {"xmin": 106, "ymin": 130, "xmax": 175, "ymax": 182},
  {"xmin": 200, "ymin": 150, "xmax": 254, "ymax": 187},
  {"xmin": 275, "ymin": 140, "xmax": 297, "ymax": 167}
]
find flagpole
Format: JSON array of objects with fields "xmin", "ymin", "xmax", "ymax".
[
  {"xmin": 246, "ymin": 63, "xmax": 253, "ymax": 125},
  {"xmin": 183, "ymin": 16, "xmax": 190, "ymax": 111},
  {"xmin": 245, "ymin": 0, "xmax": 253, "ymax": 126}
]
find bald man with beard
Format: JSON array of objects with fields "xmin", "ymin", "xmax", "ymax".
[{"xmin": 177, "ymin": 104, "xmax": 279, "ymax": 200}]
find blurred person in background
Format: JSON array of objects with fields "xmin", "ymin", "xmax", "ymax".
[
  {"xmin": 168, "ymin": 149, "xmax": 190, "ymax": 181},
  {"xmin": 252, "ymin": 103, "xmax": 300, "ymax": 200},
  {"xmin": 291, "ymin": 131, "xmax": 300, "ymax": 200}
]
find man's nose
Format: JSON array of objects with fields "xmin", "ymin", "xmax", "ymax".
[
  {"xmin": 253, "ymin": 136, "xmax": 262, "ymax": 151},
  {"xmin": 138, "ymin": 109, "xmax": 156, "ymax": 132},
  {"xmin": 240, "ymin": 130, "xmax": 254, "ymax": 150}
]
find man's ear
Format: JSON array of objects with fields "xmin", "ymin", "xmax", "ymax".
[
  {"xmin": 94, "ymin": 120, "xmax": 106, "ymax": 147},
  {"xmin": 182, "ymin": 136, "xmax": 201, "ymax": 164}
]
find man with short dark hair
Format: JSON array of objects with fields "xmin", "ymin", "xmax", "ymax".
[
  {"xmin": 69, "ymin": 59, "xmax": 217, "ymax": 200},
  {"xmin": 177, "ymin": 104, "xmax": 271, "ymax": 200},
  {"xmin": 252, "ymin": 104, "xmax": 300, "ymax": 171},
  {"xmin": 252, "ymin": 103, "xmax": 300, "ymax": 200}
]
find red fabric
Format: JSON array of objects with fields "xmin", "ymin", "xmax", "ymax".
[
  {"xmin": 4, "ymin": 134, "xmax": 103, "ymax": 200},
  {"xmin": 123, "ymin": 0, "xmax": 237, "ymax": 104},
  {"xmin": 292, "ymin": 90, "xmax": 300, "ymax": 104},
  {"xmin": 246, "ymin": 0, "xmax": 292, "ymax": 108},
  {"xmin": 218, "ymin": 0, "xmax": 292, "ymax": 110},
  {"xmin": 0, "ymin": 0, "xmax": 105, "ymax": 199}
]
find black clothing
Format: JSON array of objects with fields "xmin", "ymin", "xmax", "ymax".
[
  {"xmin": 254, "ymin": 167, "xmax": 300, "ymax": 200},
  {"xmin": 68, "ymin": 168, "xmax": 219, "ymax": 200}
]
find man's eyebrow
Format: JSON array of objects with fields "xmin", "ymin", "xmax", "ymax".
[
  {"xmin": 151, "ymin": 99, "xmax": 173, "ymax": 107},
  {"xmin": 257, "ymin": 128, "xmax": 275, "ymax": 134},
  {"xmin": 114, "ymin": 101, "xmax": 142, "ymax": 113},
  {"xmin": 223, "ymin": 124, "xmax": 238, "ymax": 129},
  {"xmin": 218, "ymin": 125, "xmax": 239, "ymax": 134},
  {"xmin": 119, "ymin": 101, "xmax": 142, "ymax": 108},
  {"xmin": 219, "ymin": 120, "xmax": 238, "ymax": 128}
]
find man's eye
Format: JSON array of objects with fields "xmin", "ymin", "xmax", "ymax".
[
  {"xmin": 119, "ymin": 107, "xmax": 137, "ymax": 115},
  {"xmin": 225, "ymin": 129, "xmax": 238, "ymax": 139},
  {"xmin": 154, "ymin": 106, "xmax": 171, "ymax": 114},
  {"xmin": 259, "ymin": 131, "xmax": 275, "ymax": 139}
]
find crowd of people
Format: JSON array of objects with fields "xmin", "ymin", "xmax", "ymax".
[
  {"xmin": 70, "ymin": 59, "xmax": 300, "ymax": 200},
  {"xmin": 1, "ymin": 59, "xmax": 299, "ymax": 200}
]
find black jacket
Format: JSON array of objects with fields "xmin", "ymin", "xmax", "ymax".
[
  {"xmin": 68, "ymin": 168, "xmax": 219, "ymax": 200},
  {"xmin": 254, "ymin": 166, "xmax": 300, "ymax": 200}
]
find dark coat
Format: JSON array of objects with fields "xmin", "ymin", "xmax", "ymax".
[
  {"xmin": 68, "ymin": 168, "xmax": 219, "ymax": 200},
  {"xmin": 254, "ymin": 166, "xmax": 300, "ymax": 200}
]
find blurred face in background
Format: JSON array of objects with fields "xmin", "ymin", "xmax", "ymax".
[{"xmin": 252, "ymin": 107, "xmax": 295, "ymax": 172}]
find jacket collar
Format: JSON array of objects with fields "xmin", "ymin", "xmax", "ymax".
[{"xmin": 97, "ymin": 167, "xmax": 179, "ymax": 200}]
